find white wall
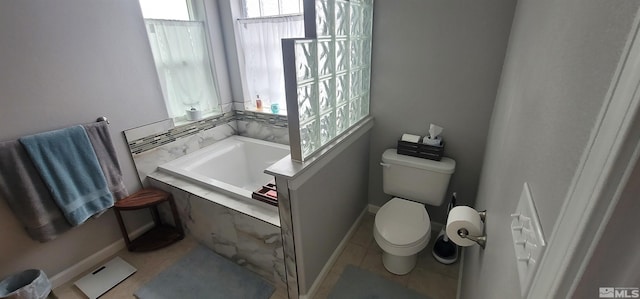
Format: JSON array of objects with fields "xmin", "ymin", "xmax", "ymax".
[
  {"xmin": 0, "ymin": 0, "xmax": 168, "ymax": 279},
  {"xmin": 460, "ymin": 0, "xmax": 640, "ymax": 298},
  {"xmin": 367, "ymin": 0, "xmax": 517, "ymax": 223},
  {"xmin": 573, "ymin": 153, "xmax": 640, "ymax": 298}
]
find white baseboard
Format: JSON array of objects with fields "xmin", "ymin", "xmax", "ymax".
[
  {"xmin": 300, "ymin": 207, "xmax": 369, "ymax": 299},
  {"xmin": 49, "ymin": 221, "xmax": 154, "ymax": 288},
  {"xmin": 367, "ymin": 204, "xmax": 380, "ymax": 214}
]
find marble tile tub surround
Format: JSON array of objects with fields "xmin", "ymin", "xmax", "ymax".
[
  {"xmin": 127, "ymin": 119, "xmax": 237, "ymax": 184},
  {"xmin": 237, "ymin": 119, "xmax": 290, "ymax": 146},
  {"xmin": 274, "ymin": 177, "xmax": 299, "ymax": 299},
  {"xmin": 125, "ymin": 110, "xmax": 295, "ymax": 296},
  {"xmin": 147, "ymin": 171, "xmax": 280, "ymax": 227},
  {"xmin": 150, "ymin": 179, "xmax": 287, "ymax": 288},
  {"xmin": 236, "ymin": 110, "xmax": 290, "ymax": 145},
  {"xmin": 236, "ymin": 110, "xmax": 289, "ymax": 128},
  {"xmin": 124, "ymin": 110, "xmax": 290, "ymax": 184}
]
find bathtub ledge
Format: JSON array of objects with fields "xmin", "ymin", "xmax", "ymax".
[{"xmin": 147, "ymin": 171, "xmax": 281, "ymax": 227}]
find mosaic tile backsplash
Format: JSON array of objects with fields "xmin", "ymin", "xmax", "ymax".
[
  {"xmin": 126, "ymin": 111, "xmax": 289, "ymax": 156},
  {"xmin": 236, "ymin": 110, "xmax": 288, "ymax": 128}
]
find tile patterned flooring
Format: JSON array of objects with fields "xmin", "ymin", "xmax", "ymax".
[
  {"xmin": 314, "ymin": 213, "xmax": 459, "ymax": 299},
  {"xmin": 52, "ymin": 235, "xmax": 288, "ymax": 299},
  {"xmin": 52, "ymin": 213, "xmax": 458, "ymax": 299}
]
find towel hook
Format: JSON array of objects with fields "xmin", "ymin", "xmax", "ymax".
[{"xmin": 96, "ymin": 117, "xmax": 110, "ymax": 124}]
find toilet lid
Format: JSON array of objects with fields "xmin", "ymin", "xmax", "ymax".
[{"xmin": 375, "ymin": 198, "xmax": 430, "ymax": 246}]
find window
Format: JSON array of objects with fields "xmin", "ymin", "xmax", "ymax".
[
  {"xmin": 244, "ymin": 0, "xmax": 303, "ymax": 18},
  {"xmin": 139, "ymin": 0, "xmax": 190, "ymax": 20},
  {"xmin": 139, "ymin": 0, "xmax": 221, "ymax": 120},
  {"xmin": 234, "ymin": 0, "xmax": 305, "ymax": 114}
]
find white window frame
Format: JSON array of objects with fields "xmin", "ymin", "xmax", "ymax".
[
  {"xmin": 139, "ymin": 0, "xmax": 224, "ymax": 123},
  {"xmin": 228, "ymin": 0, "xmax": 305, "ymax": 116},
  {"xmin": 243, "ymin": 0, "xmax": 304, "ymax": 19}
]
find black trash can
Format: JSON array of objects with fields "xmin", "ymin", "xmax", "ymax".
[{"xmin": 0, "ymin": 269, "xmax": 51, "ymax": 299}]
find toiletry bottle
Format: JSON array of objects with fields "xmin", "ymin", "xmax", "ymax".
[
  {"xmin": 271, "ymin": 103, "xmax": 280, "ymax": 114},
  {"xmin": 256, "ymin": 95, "xmax": 263, "ymax": 110}
]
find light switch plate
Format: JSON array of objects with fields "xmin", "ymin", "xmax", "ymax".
[{"xmin": 511, "ymin": 182, "xmax": 546, "ymax": 297}]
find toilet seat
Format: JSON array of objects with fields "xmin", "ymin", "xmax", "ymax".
[{"xmin": 374, "ymin": 197, "xmax": 431, "ymax": 256}]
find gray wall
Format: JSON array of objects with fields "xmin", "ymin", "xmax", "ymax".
[
  {"xmin": 289, "ymin": 131, "xmax": 371, "ymax": 293},
  {"xmin": 573, "ymin": 153, "xmax": 640, "ymax": 298},
  {"xmin": 0, "ymin": 0, "xmax": 168, "ymax": 279},
  {"xmin": 460, "ymin": 1, "xmax": 640, "ymax": 298},
  {"xmin": 367, "ymin": 0, "xmax": 517, "ymax": 223}
]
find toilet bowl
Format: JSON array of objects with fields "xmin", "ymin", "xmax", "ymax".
[
  {"xmin": 373, "ymin": 197, "xmax": 431, "ymax": 275},
  {"xmin": 376, "ymin": 149, "xmax": 455, "ymax": 275}
]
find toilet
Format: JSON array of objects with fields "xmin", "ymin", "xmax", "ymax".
[{"xmin": 374, "ymin": 149, "xmax": 456, "ymax": 275}]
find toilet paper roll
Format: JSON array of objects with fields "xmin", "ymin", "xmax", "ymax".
[
  {"xmin": 401, "ymin": 133, "xmax": 421, "ymax": 143},
  {"xmin": 446, "ymin": 206, "xmax": 484, "ymax": 247}
]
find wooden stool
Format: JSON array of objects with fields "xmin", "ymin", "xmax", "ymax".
[{"xmin": 113, "ymin": 188, "xmax": 184, "ymax": 252}]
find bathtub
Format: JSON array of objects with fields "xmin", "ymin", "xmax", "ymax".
[{"xmin": 158, "ymin": 135, "xmax": 290, "ymax": 203}]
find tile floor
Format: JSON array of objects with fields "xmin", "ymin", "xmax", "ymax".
[
  {"xmin": 52, "ymin": 212, "xmax": 458, "ymax": 299},
  {"xmin": 314, "ymin": 212, "xmax": 459, "ymax": 299},
  {"xmin": 52, "ymin": 235, "xmax": 288, "ymax": 299}
]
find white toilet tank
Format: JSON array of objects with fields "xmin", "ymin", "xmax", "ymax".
[{"xmin": 381, "ymin": 149, "xmax": 456, "ymax": 206}]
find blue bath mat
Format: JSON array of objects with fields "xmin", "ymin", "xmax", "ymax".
[
  {"xmin": 329, "ymin": 265, "xmax": 429, "ymax": 299},
  {"xmin": 134, "ymin": 245, "xmax": 274, "ymax": 299}
]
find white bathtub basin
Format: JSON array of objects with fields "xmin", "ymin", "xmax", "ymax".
[{"xmin": 158, "ymin": 135, "xmax": 290, "ymax": 201}]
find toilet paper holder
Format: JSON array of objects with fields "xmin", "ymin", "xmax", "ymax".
[{"xmin": 457, "ymin": 210, "xmax": 487, "ymax": 249}]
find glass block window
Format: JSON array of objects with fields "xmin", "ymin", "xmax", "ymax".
[{"xmin": 283, "ymin": 0, "xmax": 373, "ymax": 161}]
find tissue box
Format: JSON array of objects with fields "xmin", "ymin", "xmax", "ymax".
[{"xmin": 397, "ymin": 139, "xmax": 445, "ymax": 161}]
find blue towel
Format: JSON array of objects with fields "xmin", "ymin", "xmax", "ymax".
[{"xmin": 19, "ymin": 126, "xmax": 114, "ymax": 226}]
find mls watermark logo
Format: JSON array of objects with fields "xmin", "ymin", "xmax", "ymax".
[{"xmin": 600, "ymin": 287, "xmax": 640, "ymax": 298}]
